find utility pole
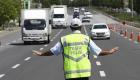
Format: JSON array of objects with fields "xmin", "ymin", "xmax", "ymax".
[
  {"xmin": 131, "ymin": 0, "xmax": 134, "ymax": 18},
  {"xmin": 89, "ymin": 0, "xmax": 91, "ymax": 8}
]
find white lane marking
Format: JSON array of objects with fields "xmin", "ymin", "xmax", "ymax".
[
  {"xmin": 44, "ymin": 45, "xmax": 48, "ymax": 47},
  {"xmin": 0, "ymin": 74, "xmax": 5, "ymax": 78},
  {"xmin": 12, "ymin": 64, "xmax": 20, "ymax": 69},
  {"xmin": 83, "ymin": 25, "xmax": 88, "ymax": 35},
  {"xmin": 55, "ymin": 29, "xmax": 63, "ymax": 37},
  {"xmin": 24, "ymin": 57, "xmax": 31, "ymax": 61},
  {"xmin": 93, "ymin": 55, "xmax": 97, "ymax": 59},
  {"xmin": 40, "ymin": 48, "xmax": 44, "ymax": 51},
  {"xmin": 96, "ymin": 61, "xmax": 101, "ymax": 66},
  {"xmin": 99, "ymin": 71, "xmax": 106, "ymax": 77},
  {"xmin": 50, "ymin": 29, "xmax": 63, "ymax": 42}
]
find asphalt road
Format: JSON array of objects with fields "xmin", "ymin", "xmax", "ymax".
[{"xmin": 0, "ymin": 8, "xmax": 140, "ymax": 80}]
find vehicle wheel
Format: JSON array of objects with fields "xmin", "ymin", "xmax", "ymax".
[{"xmin": 107, "ymin": 37, "xmax": 110, "ymax": 40}]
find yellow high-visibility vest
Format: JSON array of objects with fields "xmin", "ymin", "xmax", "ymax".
[{"xmin": 61, "ymin": 33, "xmax": 91, "ymax": 79}]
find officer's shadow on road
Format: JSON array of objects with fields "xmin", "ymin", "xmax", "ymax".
[{"xmin": 9, "ymin": 42, "xmax": 48, "ymax": 46}]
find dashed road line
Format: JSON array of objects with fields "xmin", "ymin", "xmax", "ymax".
[
  {"xmin": 0, "ymin": 74, "xmax": 5, "ymax": 78},
  {"xmin": 55, "ymin": 29, "xmax": 63, "ymax": 37},
  {"xmin": 12, "ymin": 64, "xmax": 20, "ymax": 69},
  {"xmin": 96, "ymin": 61, "xmax": 101, "ymax": 66},
  {"xmin": 99, "ymin": 71, "xmax": 106, "ymax": 77},
  {"xmin": 24, "ymin": 57, "xmax": 31, "ymax": 61},
  {"xmin": 40, "ymin": 48, "xmax": 44, "ymax": 51},
  {"xmin": 83, "ymin": 25, "xmax": 88, "ymax": 35}
]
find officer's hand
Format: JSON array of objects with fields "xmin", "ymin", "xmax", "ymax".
[
  {"xmin": 110, "ymin": 47, "xmax": 119, "ymax": 54},
  {"xmin": 32, "ymin": 50, "xmax": 42, "ymax": 56}
]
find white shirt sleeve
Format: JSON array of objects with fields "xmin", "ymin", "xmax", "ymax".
[
  {"xmin": 50, "ymin": 42, "xmax": 63, "ymax": 56},
  {"xmin": 89, "ymin": 39, "xmax": 102, "ymax": 55}
]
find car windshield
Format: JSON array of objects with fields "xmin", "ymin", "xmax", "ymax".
[
  {"xmin": 53, "ymin": 14, "xmax": 64, "ymax": 18},
  {"xmin": 93, "ymin": 25, "xmax": 107, "ymax": 29},
  {"xmin": 24, "ymin": 19, "xmax": 46, "ymax": 30}
]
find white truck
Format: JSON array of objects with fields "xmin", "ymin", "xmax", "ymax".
[
  {"xmin": 51, "ymin": 5, "xmax": 68, "ymax": 29},
  {"xmin": 20, "ymin": 9, "xmax": 51, "ymax": 44}
]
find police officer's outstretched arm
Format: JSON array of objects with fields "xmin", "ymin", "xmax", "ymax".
[
  {"xmin": 32, "ymin": 50, "xmax": 54, "ymax": 56},
  {"xmin": 99, "ymin": 47, "xmax": 119, "ymax": 56}
]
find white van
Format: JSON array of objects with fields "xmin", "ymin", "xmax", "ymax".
[
  {"xmin": 21, "ymin": 9, "xmax": 51, "ymax": 44},
  {"xmin": 51, "ymin": 5, "xmax": 68, "ymax": 28}
]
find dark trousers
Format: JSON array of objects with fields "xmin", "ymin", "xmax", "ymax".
[{"xmin": 66, "ymin": 77, "xmax": 89, "ymax": 80}]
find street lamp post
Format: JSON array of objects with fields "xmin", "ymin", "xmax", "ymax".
[
  {"xmin": 89, "ymin": 0, "xmax": 91, "ymax": 8},
  {"xmin": 131, "ymin": 0, "xmax": 134, "ymax": 18}
]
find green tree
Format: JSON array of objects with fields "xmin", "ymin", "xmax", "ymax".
[{"xmin": 0, "ymin": 0, "xmax": 21, "ymax": 27}]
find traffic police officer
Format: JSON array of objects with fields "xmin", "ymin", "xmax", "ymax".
[{"xmin": 33, "ymin": 18, "xmax": 119, "ymax": 80}]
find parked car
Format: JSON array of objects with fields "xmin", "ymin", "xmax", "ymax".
[{"xmin": 91, "ymin": 23, "xmax": 110, "ymax": 39}]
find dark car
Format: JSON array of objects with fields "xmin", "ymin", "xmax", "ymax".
[{"xmin": 73, "ymin": 12, "xmax": 80, "ymax": 18}]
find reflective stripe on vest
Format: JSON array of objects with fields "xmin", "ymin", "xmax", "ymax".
[
  {"xmin": 65, "ymin": 69, "xmax": 91, "ymax": 74},
  {"xmin": 63, "ymin": 52, "xmax": 88, "ymax": 62},
  {"xmin": 62, "ymin": 38, "xmax": 89, "ymax": 47}
]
